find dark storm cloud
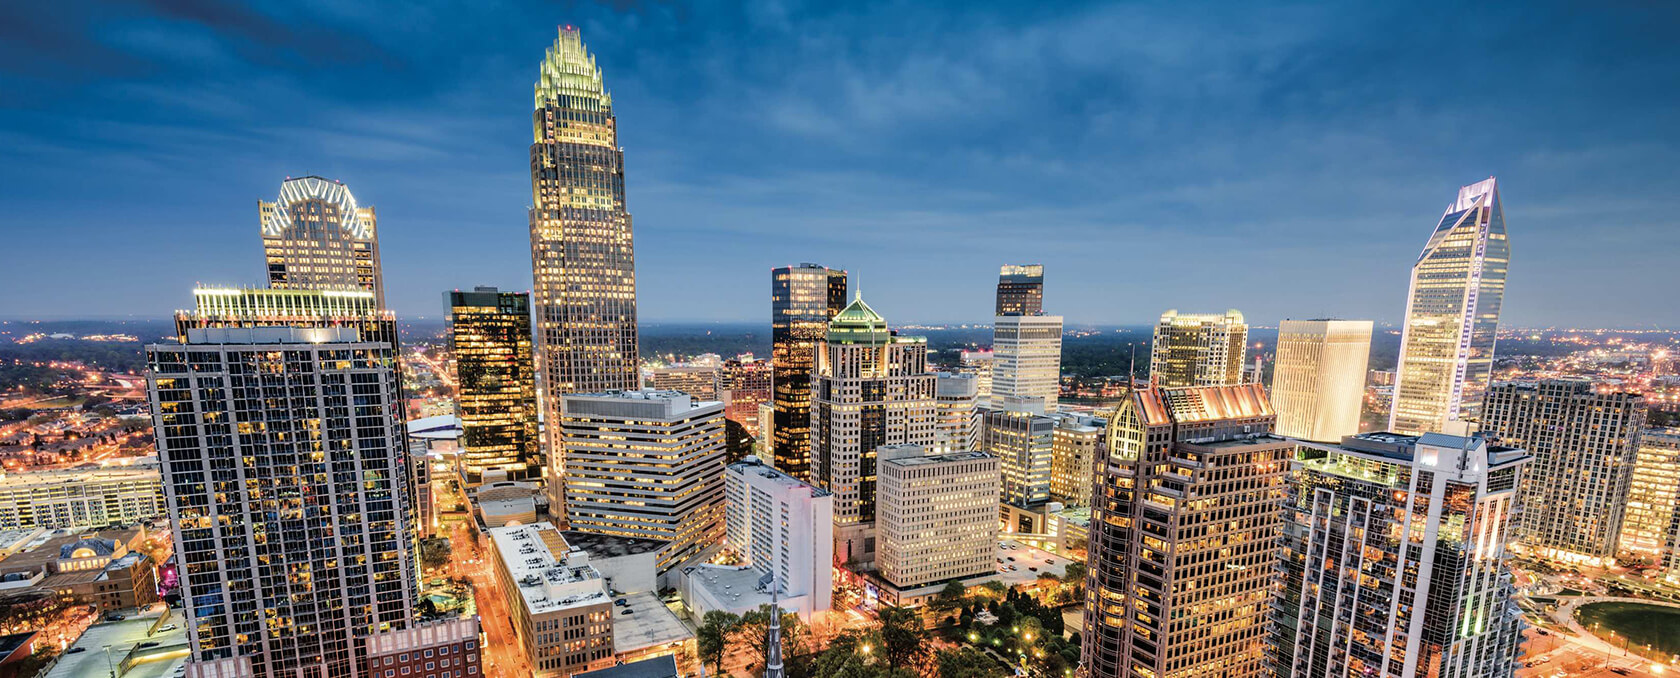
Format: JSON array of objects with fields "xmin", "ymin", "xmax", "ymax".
[{"xmin": 1, "ymin": 0, "xmax": 1677, "ymax": 327}]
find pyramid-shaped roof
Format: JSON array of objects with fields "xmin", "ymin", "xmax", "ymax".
[{"xmin": 827, "ymin": 297, "xmax": 889, "ymax": 343}]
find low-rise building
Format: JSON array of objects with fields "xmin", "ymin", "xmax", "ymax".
[
  {"xmin": 361, "ymin": 618, "xmax": 482, "ymax": 678},
  {"xmin": 0, "ymin": 528, "xmax": 158, "ymax": 611},
  {"xmin": 0, "ymin": 464, "xmax": 165, "ymax": 531},
  {"xmin": 487, "ymin": 522, "xmax": 615, "ymax": 677}
]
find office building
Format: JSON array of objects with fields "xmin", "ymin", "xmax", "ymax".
[
  {"xmin": 260, "ymin": 176, "xmax": 384, "ymax": 307},
  {"xmin": 529, "ymin": 27, "xmax": 642, "ymax": 516},
  {"xmin": 995, "ymin": 264, "xmax": 1044, "ymax": 316},
  {"xmin": 448, "ymin": 287, "xmax": 541, "ymax": 487},
  {"xmin": 1148, "ymin": 309, "xmax": 1247, "ymax": 388},
  {"xmin": 809, "ymin": 297, "xmax": 937, "ymax": 566},
  {"xmin": 1048, "ymin": 412, "xmax": 1103, "ymax": 508},
  {"xmin": 1483, "ymin": 379, "xmax": 1644, "ymax": 565},
  {"xmin": 561, "ymin": 390, "xmax": 725, "ymax": 582},
  {"xmin": 771, "ymin": 263, "xmax": 848, "ymax": 480},
  {"xmin": 1273, "ymin": 432, "xmax": 1530, "ymax": 678},
  {"xmin": 981, "ymin": 404, "xmax": 1054, "ymax": 507},
  {"xmin": 991, "ymin": 315, "xmax": 1063, "ymax": 412},
  {"xmin": 719, "ymin": 356, "xmax": 772, "ymax": 439},
  {"xmin": 0, "ymin": 527, "xmax": 160, "ymax": 612},
  {"xmin": 148, "ymin": 327, "xmax": 420, "ymax": 677},
  {"xmin": 933, "ymin": 372, "xmax": 980, "ymax": 453},
  {"xmin": 1271, "ymin": 319, "xmax": 1373, "ymax": 442},
  {"xmin": 722, "ymin": 458, "xmax": 833, "ymax": 617},
  {"xmin": 1623, "ymin": 429, "xmax": 1680, "ymax": 562},
  {"xmin": 643, "ymin": 365, "xmax": 719, "ymax": 400},
  {"xmin": 0, "ymin": 465, "xmax": 165, "ymax": 531},
  {"xmin": 875, "ymin": 445, "xmax": 999, "ymax": 591},
  {"xmin": 1082, "ymin": 383, "xmax": 1289, "ymax": 678},
  {"xmin": 1389, "ymin": 178, "xmax": 1510, "ymax": 435},
  {"xmin": 958, "ymin": 349, "xmax": 994, "ymax": 399},
  {"xmin": 487, "ymin": 522, "xmax": 615, "ymax": 677}
]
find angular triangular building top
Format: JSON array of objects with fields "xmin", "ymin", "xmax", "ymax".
[
  {"xmin": 535, "ymin": 25, "xmax": 611, "ymax": 112},
  {"xmin": 826, "ymin": 296, "xmax": 890, "ymax": 344}
]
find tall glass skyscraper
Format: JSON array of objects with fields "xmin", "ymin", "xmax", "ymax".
[
  {"xmin": 447, "ymin": 287, "xmax": 541, "ymax": 487},
  {"xmin": 260, "ymin": 176, "xmax": 384, "ymax": 308},
  {"xmin": 995, "ymin": 264, "xmax": 1044, "ymax": 316},
  {"xmin": 771, "ymin": 263, "xmax": 847, "ymax": 480},
  {"xmin": 1389, "ymin": 177, "xmax": 1509, "ymax": 435},
  {"xmin": 528, "ymin": 26, "xmax": 641, "ymax": 512}
]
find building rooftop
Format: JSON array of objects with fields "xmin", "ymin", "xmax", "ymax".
[
  {"xmin": 563, "ymin": 389, "xmax": 723, "ymax": 418},
  {"xmin": 576, "ymin": 655, "xmax": 680, "ymax": 678},
  {"xmin": 178, "ymin": 326, "xmax": 363, "ymax": 345},
  {"xmin": 558, "ymin": 531, "xmax": 669, "ymax": 559},
  {"xmin": 406, "ymin": 415, "xmax": 461, "ymax": 440},
  {"xmin": 683, "ymin": 564, "xmax": 780, "ymax": 612},
  {"xmin": 0, "ymin": 464, "xmax": 160, "ymax": 489},
  {"xmin": 726, "ymin": 459, "xmax": 830, "ymax": 497},
  {"xmin": 881, "ymin": 449, "xmax": 995, "ymax": 468},
  {"xmin": 488, "ymin": 522, "xmax": 610, "ymax": 615},
  {"xmin": 610, "ymin": 591, "xmax": 693, "ymax": 655}
]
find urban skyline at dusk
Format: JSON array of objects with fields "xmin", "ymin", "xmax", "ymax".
[{"xmin": 3, "ymin": 1, "xmax": 1679, "ymax": 326}]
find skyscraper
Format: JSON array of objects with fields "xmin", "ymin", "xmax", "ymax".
[
  {"xmin": 447, "ymin": 287, "xmax": 541, "ymax": 487},
  {"xmin": 809, "ymin": 297, "xmax": 937, "ymax": 566},
  {"xmin": 529, "ymin": 26, "xmax": 641, "ymax": 510},
  {"xmin": 260, "ymin": 176, "xmax": 384, "ymax": 307},
  {"xmin": 1482, "ymin": 379, "xmax": 1644, "ymax": 566},
  {"xmin": 560, "ymin": 389, "xmax": 725, "ymax": 583},
  {"xmin": 995, "ymin": 264, "xmax": 1044, "ymax": 316},
  {"xmin": 1389, "ymin": 177, "xmax": 1510, "ymax": 435},
  {"xmin": 148, "ymin": 327, "xmax": 419, "ymax": 677},
  {"xmin": 1270, "ymin": 319, "xmax": 1373, "ymax": 442},
  {"xmin": 771, "ymin": 263, "xmax": 848, "ymax": 480},
  {"xmin": 1048, "ymin": 411, "xmax": 1103, "ymax": 508},
  {"xmin": 981, "ymin": 405, "xmax": 1054, "ymax": 507},
  {"xmin": 178, "ymin": 287, "xmax": 395, "ymax": 351},
  {"xmin": 1148, "ymin": 309, "xmax": 1247, "ymax": 388},
  {"xmin": 1622, "ymin": 429, "xmax": 1680, "ymax": 562},
  {"xmin": 876, "ymin": 445, "xmax": 999, "ymax": 592},
  {"xmin": 720, "ymin": 356, "xmax": 773, "ymax": 439},
  {"xmin": 1082, "ymin": 383, "xmax": 1288, "ymax": 678},
  {"xmin": 933, "ymin": 372, "xmax": 980, "ymax": 454},
  {"xmin": 1273, "ymin": 432, "xmax": 1530, "ymax": 678}
]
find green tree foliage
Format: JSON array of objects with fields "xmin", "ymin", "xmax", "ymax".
[
  {"xmin": 876, "ymin": 605, "xmax": 926, "ymax": 668},
  {"xmin": 697, "ymin": 610, "xmax": 741, "ymax": 674},
  {"xmin": 935, "ymin": 647, "xmax": 1008, "ymax": 678}
]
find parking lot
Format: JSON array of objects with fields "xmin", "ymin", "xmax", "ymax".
[{"xmin": 995, "ymin": 539, "xmax": 1070, "ymax": 587}]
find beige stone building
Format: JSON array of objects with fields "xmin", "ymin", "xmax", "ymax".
[
  {"xmin": 487, "ymin": 522, "xmax": 615, "ymax": 677},
  {"xmin": 1270, "ymin": 319, "xmax": 1372, "ymax": 442},
  {"xmin": 875, "ymin": 445, "xmax": 999, "ymax": 590},
  {"xmin": 1148, "ymin": 309, "xmax": 1248, "ymax": 388}
]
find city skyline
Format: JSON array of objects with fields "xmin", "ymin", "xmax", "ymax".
[{"xmin": 4, "ymin": 3, "xmax": 1679, "ymax": 327}]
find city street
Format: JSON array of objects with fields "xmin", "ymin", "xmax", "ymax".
[{"xmin": 446, "ymin": 520, "xmax": 533, "ymax": 678}]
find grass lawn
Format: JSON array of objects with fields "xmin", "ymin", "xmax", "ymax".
[{"xmin": 1576, "ymin": 601, "xmax": 1680, "ymax": 658}]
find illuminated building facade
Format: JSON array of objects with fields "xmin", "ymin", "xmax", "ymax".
[
  {"xmin": 486, "ymin": 522, "xmax": 615, "ymax": 676},
  {"xmin": 1273, "ymin": 432, "xmax": 1529, "ymax": 678},
  {"xmin": 1148, "ymin": 309, "xmax": 1247, "ymax": 388},
  {"xmin": 177, "ymin": 287, "xmax": 395, "ymax": 351},
  {"xmin": 644, "ymin": 365, "xmax": 719, "ymax": 400},
  {"xmin": 448, "ymin": 287, "xmax": 541, "ymax": 487},
  {"xmin": 0, "ymin": 466, "xmax": 165, "ymax": 531},
  {"xmin": 147, "ymin": 327, "xmax": 419, "ymax": 678},
  {"xmin": 1624, "ymin": 429, "xmax": 1680, "ymax": 562},
  {"xmin": 995, "ymin": 264, "xmax": 1044, "ymax": 316},
  {"xmin": 875, "ymin": 445, "xmax": 999, "ymax": 590},
  {"xmin": 1483, "ymin": 380, "xmax": 1644, "ymax": 565},
  {"xmin": 528, "ymin": 26, "xmax": 641, "ymax": 512},
  {"xmin": 560, "ymin": 390, "xmax": 725, "ymax": 582},
  {"xmin": 809, "ymin": 297, "xmax": 937, "ymax": 566},
  {"xmin": 260, "ymin": 176, "xmax": 384, "ymax": 307},
  {"xmin": 991, "ymin": 315, "xmax": 1063, "ymax": 412},
  {"xmin": 981, "ymin": 404, "xmax": 1054, "ymax": 507},
  {"xmin": 1082, "ymin": 383, "xmax": 1287, "ymax": 678},
  {"xmin": 723, "ymin": 458, "xmax": 833, "ymax": 616},
  {"xmin": 958, "ymin": 350, "xmax": 994, "ymax": 399},
  {"xmin": 1271, "ymin": 319, "xmax": 1373, "ymax": 442},
  {"xmin": 719, "ymin": 356, "xmax": 772, "ymax": 439},
  {"xmin": 771, "ymin": 263, "xmax": 848, "ymax": 480},
  {"xmin": 1389, "ymin": 178, "xmax": 1509, "ymax": 435},
  {"xmin": 1048, "ymin": 412, "xmax": 1104, "ymax": 508},
  {"xmin": 933, "ymin": 372, "xmax": 979, "ymax": 454}
]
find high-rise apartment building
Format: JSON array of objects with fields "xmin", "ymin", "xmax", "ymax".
[
  {"xmin": 447, "ymin": 287, "xmax": 541, "ymax": 486},
  {"xmin": 809, "ymin": 297, "xmax": 937, "ymax": 565},
  {"xmin": 560, "ymin": 390, "xmax": 725, "ymax": 582},
  {"xmin": 991, "ymin": 315, "xmax": 1063, "ymax": 412},
  {"xmin": 771, "ymin": 263, "xmax": 848, "ymax": 480},
  {"xmin": 1273, "ymin": 432, "xmax": 1530, "ymax": 678},
  {"xmin": 1623, "ymin": 429, "xmax": 1680, "ymax": 562},
  {"xmin": 1389, "ymin": 178, "xmax": 1510, "ymax": 435},
  {"xmin": 981, "ymin": 404, "xmax": 1054, "ymax": 507},
  {"xmin": 177, "ymin": 287, "xmax": 396, "ymax": 351},
  {"xmin": 1148, "ymin": 309, "xmax": 1247, "ymax": 388},
  {"xmin": 720, "ymin": 356, "xmax": 773, "ymax": 439},
  {"xmin": 1483, "ymin": 379, "xmax": 1644, "ymax": 565},
  {"xmin": 529, "ymin": 27, "xmax": 642, "ymax": 512},
  {"xmin": 1082, "ymin": 383, "xmax": 1289, "ymax": 678},
  {"xmin": 995, "ymin": 264, "xmax": 1044, "ymax": 316},
  {"xmin": 0, "ymin": 465, "xmax": 165, "ymax": 531},
  {"xmin": 260, "ymin": 176, "xmax": 384, "ymax": 307},
  {"xmin": 933, "ymin": 372, "xmax": 980, "ymax": 453},
  {"xmin": 1271, "ymin": 319, "xmax": 1373, "ymax": 442},
  {"xmin": 875, "ymin": 445, "xmax": 999, "ymax": 590},
  {"xmin": 148, "ymin": 327, "xmax": 419, "ymax": 677},
  {"xmin": 724, "ymin": 458, "xmax": 834, "ymax": 616},
  {"xmin": 1048, "ymin": 412, "xmax": 1103, "ymax": 508}
]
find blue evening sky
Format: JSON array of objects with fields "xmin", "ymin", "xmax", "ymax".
[{"xmin": 2, "ymin": 1, "xmax": 1677, "ymax": 327}]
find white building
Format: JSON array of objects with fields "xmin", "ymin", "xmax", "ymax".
[
  {"xmin": 991, "ymin": 315, "xmax": 1063, "ymax": 413},
  {"xmin": 487, "ymin": 522, "xmax": 616, "ymax": 676},
  {"xmin": 721, "ymin": 459, "xmax": 832, "ymax": 617},
  {"xmin": 1271, "ymin": 319, "xmax": 1373, "ymax": 443},
  {"xmin": 876, "ymin": 445, "xmax": 999, "ymax": 592},
  {"xmin": 561, "ymin": 390, "xmax": 726, "ymax": 584},
  {"xmin": 0, "ymin": 464, "xmax": 165, "ymax": 532},
  {"xmin": 934, "ymin": 373, "xmax": 980, "ymax": 454}
]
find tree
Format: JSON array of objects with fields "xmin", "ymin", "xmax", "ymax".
[
  {"xmin": 697, "ymin": 610, "xmax": 740, "ymax": 674},
  {"xmin": 931, "ymin": 580, "xmax": 967, "ymax": 613},
  {"xmin": 734, "ymin": 604, "xmax": 806, "ymax": 674},
  {"xmin": 418, "ymin": 537, "xmax": 452, "ymax": 569},
  {"xmin": 935, "ymin": 647, "xmax": 1007, "ymax": 678},
  {"xmin": 877, "ymin": 605, "xmax": 926, "ymax": 668}
]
